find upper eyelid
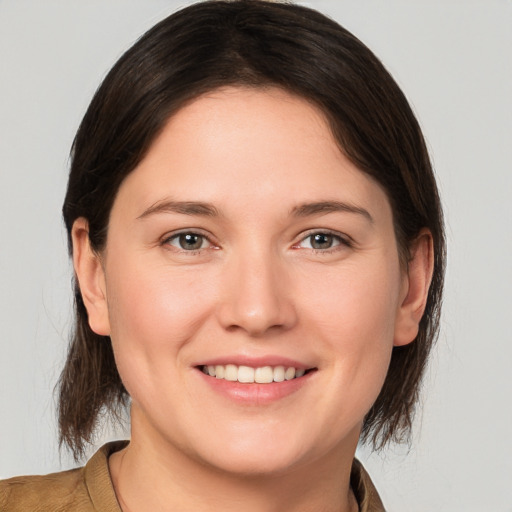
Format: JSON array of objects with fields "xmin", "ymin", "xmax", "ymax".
[
  {"xmin": 160, "ymin": 230, "xmax": 218, "ymax": 253},
  {"xmin": 161, "ymin": 228, "xmax": 213, "ymax": 242},
  {"xmin": 159, "ymin": 228, "xmax": 352, "ymax": 248},
  {"xmin": 295, "ymin": 228, "xmax": 352, "ymax": 245}
]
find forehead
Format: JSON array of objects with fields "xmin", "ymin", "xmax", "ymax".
[{"xmin": 111, "ymin": 86, "xmax": 391, "ymax": 224}]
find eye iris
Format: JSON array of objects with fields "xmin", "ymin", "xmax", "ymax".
[
  {"xmin": 179, "ymin": 233, "xmax": 203, "ymax": 250},
  {"xmin": 311, "ymin": 233, "xmax": 333, "ymax": 249}
]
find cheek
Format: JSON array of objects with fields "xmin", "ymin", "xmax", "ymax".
[
  {"xmin": 104, "ymin": 261, "xmax": 215, "ymax": 387},
  {"xmin": 305, "ymin": 254, "xmax": 402, "ymax": 342},
  {"xmin": 108, "ymin": 258, "xmax": 210, "ymax": 331},
  {"xmin": 303, "ymin": 257, "xmax": 401, "ymax": 411}
]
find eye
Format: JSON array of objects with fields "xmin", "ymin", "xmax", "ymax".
[
  {"xmin": 296, "ymin": 231, "xmax": 347, "ymax": 251},
  {"xmin": 165, "ymin": 232, "xmax": 211, "ymax": 251}
]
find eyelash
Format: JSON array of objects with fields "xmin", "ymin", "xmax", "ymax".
[
  {"xmin": 161, "ymin": 230, "xmax": 216, "ymax": 254},
  {"xmin": 160, "ymin": 229, "xmax": 352, "ymax": 255},
  {"xmin": 292, "ymin": 230, "xmax": 352, "ymax": 254}
]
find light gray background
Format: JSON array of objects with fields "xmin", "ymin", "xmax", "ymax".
[{"xmin": 1, "ymin": 1, "xmax": 511, "ymax": 510}]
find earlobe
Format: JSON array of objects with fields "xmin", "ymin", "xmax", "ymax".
[
  {"xmin": 394, "ymin": 229, "xmax": 434, "ymax": 347},
  {"xmin": 71, "ymin": 218, "xmax": 111, "ymax": 336}
]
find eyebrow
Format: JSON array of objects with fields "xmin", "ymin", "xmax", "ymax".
[
  {"xmin": 137, "ymin": 200, "xmax": 220, "ymax": 220},
  {"xmin": 137, "ymin": 199, "xmax": 373, "ymax": 223},
  {"xmin": 290, "ymin": 201, "xmax": 374, "ymax": 223}
]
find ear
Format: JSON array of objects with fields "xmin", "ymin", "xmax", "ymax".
[
  {"xmin": 71, "ymin": 218, "xmax": 111, "ymax": 336},
  {"xmin": 394, "ymin": 229, "xmax": 434, "ymax": 347}
]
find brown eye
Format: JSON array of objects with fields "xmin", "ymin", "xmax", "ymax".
[
  {"xmin": 295, "ymin": 231, "xmax": 345, "ymax": 251},
  {"xmin": 167, "ymin": 232, "xmax": 209, "ymax": 251},
  {"xmin": 180, "ymin": 233, "xmax": 203, "ymax": 250},
  {"xmin": 310, "ymin": 233, "xmax": 334, "ymax": 249}
]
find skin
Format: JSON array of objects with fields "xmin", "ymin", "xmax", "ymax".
[{"xmin": 73, "ymin": 87, "xmax": 433, "ymax": 512}]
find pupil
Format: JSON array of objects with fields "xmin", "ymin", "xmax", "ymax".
[
  {"xmin": 179, "ymin": 233, "xmax": 202, "ymax": 250},
  {"xmin": 312, "ymin": 233, "xmax": 332, "ymax": 249}
]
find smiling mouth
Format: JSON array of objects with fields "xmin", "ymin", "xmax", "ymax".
[{"xmin": 199, "ymin": 364, "xmax": 315, "ymax": 384}]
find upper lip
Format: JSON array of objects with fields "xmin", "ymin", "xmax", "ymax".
[{"xmin": 195, "ymin": 355, "xmax": 313, "ymax": 370}]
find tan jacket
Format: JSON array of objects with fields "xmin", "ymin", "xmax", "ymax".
[{"xmin": 0, "ymin": 442, "xmax": 385, "ymax": 511}]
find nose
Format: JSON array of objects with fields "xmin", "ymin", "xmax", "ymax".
[{"xmin": 216, "ymin": 249, "xmax": 298, "ymax": 337}]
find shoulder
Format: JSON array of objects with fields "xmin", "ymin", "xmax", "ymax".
[
  {"xmin": 351, "ymin": 459, "xmax": 386, "ymax": 512},
  {"xmin": 0, "ymin": 466, "xmax": 94, "ymax": 512},
  {"xmin": 0, "ymin": 441, "xmax": 127, "ymax": 512}
]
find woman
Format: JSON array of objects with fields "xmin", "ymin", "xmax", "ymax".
[{"xmin": 0, "ymin": 1, "xmax": 445, "ymax": 510}]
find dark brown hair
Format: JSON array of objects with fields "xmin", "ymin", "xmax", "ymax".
[{"xmin": 59, "ymin": 0, "xmax": 445, "ymax": 460}]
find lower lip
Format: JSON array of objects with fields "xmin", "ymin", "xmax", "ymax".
[{"xmin": 196, "ymin": 369, "xmax": 315, "ymax": 405}]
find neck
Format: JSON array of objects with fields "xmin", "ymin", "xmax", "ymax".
[{"xmin": 109, "ymin": 411, "xmax": 360, "ymax": 512}]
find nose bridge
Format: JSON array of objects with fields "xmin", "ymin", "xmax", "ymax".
[{"xmin": 217, "ymin": 242, "xmax": 296, "ymax": 336}]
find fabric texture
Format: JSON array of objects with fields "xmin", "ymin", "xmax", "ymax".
[{"xmin": 0, "ymin": 442, "xmax": 385, "ymax": 511}]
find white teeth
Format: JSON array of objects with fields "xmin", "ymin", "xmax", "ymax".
[
  {"xmin": 202, "ymin": 364, "xmax": 308, "ymax": 383},
  {"xmin": 238, "ymin": 365, "xmax": 255, "ymax": 383},
  {"xmin": 225, "ymin": 364, "xmax": 238, "ymax": 381},
  {"xmin": 215, "ymin": 365, "xmax": 225, "ymax": 379},
  {"xmin": 273, "ymin": 366, "xmax": 285, "ymax": 382},
  {"xmin": 255, "ymin": 366, "xmax": 273, "ymax": 383},
  {"xmin": 285, "ymin": 367, "xmax": 296, "ymax": 380}
]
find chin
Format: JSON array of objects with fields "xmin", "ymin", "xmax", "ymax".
[
  {"xmin": 182, "ymin": 421, "xmax": 346, "ymax": 478},
  {"xmin": 199, "ymin": 443, "xmax": 309, "ymax": 477}
]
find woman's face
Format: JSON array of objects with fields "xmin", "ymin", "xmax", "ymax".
[{"xmin": 87, "ymin": 87, "xmax": 412, "ymax": 474}]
